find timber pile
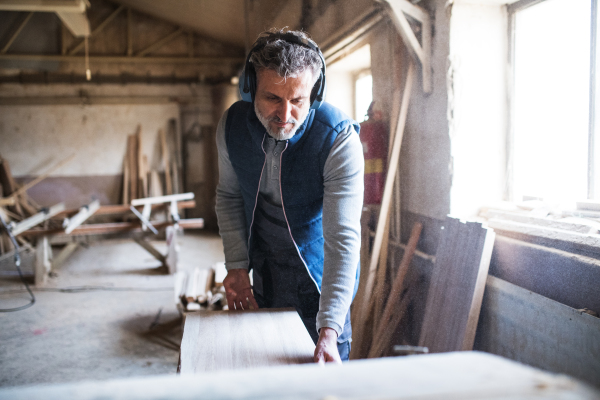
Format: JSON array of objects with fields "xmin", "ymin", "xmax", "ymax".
[
  {"xmin": 175, "ymin": 265, "xmax": 225, "ymax": 312},
  {"xmin": 122, "ymin": 125, "xmax": 181, "ymax": 204},
  {"xmin": 0, "ymin": 155, "xmax": 65, "ymax": 256}
]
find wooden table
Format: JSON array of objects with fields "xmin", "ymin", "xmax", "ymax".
[
  {"xmin": 1, "ymin": 352, "xmax": 597, "ymax": 399},
  {"xmin": 179, "ymin": 308, "xmax": 316, "ymax": 373}
]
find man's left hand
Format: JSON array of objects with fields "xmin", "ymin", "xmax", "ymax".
[{"xmin": 313, "ymin": 327, "xmax": 341, "ymax": 364}]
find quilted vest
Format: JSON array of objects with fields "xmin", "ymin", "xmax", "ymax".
[{"xmin": 225, "ymin": 100, "xmax": 360, "ymax": 295}]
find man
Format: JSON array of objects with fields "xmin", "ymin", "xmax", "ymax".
[{"xmin": 215, "ymin": 29, "xmax": 363, "ymax": 363}]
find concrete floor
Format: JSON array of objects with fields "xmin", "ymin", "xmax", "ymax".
[{"xmin": 0, "ymin": 231, "xmax": 224, "ymax": 389}]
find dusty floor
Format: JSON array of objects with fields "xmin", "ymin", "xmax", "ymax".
[{"xmin": 0, "ymin": 231, "xmax": 224, "ymax": 388}]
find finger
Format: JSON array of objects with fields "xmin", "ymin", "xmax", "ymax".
[
  {"xmin": 225, "ymin": 291, "xmax": 236, "ymax": 311},
  {"xmin": 249, "ymin": 295, "xmax": 259, "ymax": 310},
  {"xmin": 236, "ymin": 300, "xmax": 245, "ymax": 311}
]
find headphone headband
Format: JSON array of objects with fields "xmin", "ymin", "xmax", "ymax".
[{"xmin": 239, "ymin": 32, "xmax": 327, "ymax": 110}]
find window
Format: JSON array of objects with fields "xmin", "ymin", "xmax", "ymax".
[
  {"xmin": 509, "ymin": 0, "xmax": 597, "ymax": 205},
  {"xmin": 355, "ymin": 72, "xmax": 373, "ymax": 123}
]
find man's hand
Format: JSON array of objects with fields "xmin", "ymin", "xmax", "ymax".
[
  {"xmin": 314, "ymin": 327, "xmax": 341, "ymax": 364},
  {"xmin": 223, "ymin": 269, "xmax": 259, "ymax": 311}
]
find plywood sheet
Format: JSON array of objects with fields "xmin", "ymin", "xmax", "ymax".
[
  {"xmin": 419, "ymin": 216, "xmax": 495, "ymax": 353},
  {"xmin": 179, "ymin": 308, "xmax": 315, "ymax": 373}
]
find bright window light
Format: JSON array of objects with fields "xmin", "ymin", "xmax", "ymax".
[
  {"xmin": 355, "ymin": 73, "xmax": 373, "ymax": 122},
  {"xmin": 513, "ymin": 0, "xmax": 590, "ymax": 205}
]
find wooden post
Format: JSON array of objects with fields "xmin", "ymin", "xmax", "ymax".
[{"xmin": 35, "ymin": 235, "xmax": 51, "ymax": 286}]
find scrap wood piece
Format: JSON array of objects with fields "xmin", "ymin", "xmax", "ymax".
[
  {"xmin": 8, "ymin": 154, "xmax": 76, "ymax": 200},
  {"xmin": 368, "ymin": 222, "xmax": 422, "ymax": 357},
  {"xmin": 368, "ymin": 283, "xmax": 414, "ymax": 358},
  {"xmin": 51, "ymin": 242, "xmax": 79, "ymax": 270},
  {"xmin": 195, "ymin": 268, "xmax": 209, "ymax": 303},
  {"xmin": 418, "ymin": 216, "xmax": 495, "ymax": 353},
  {"xmin": 159, "ymin": 129, "xmax": 173, "ymax": 195},
  {"xmin": 213, "ymin": 261, "xmax": 227, "ymax": 287},
  {"xmin": 180, "ymin": 308, "xmax": 315, "ymax": 373},
  {"xmin": 165, "ymin": 225, "xmax": 179, "ymax": 274},
  {"xmin": 64, "ymin": 199, "xmax": 100, "ymax": 234},
  {"xmin": 354, "ymin": 62, "xmax": 415, "ymax": 359},
  {"xmin": 174, "ymin": 271, "xmax": 187, "ymax": 305},
  {"xmin": 185, "ymin": 268, "xmax": 200, "ymax": 303},
  {"xmin": 127, "ymin": 130, "xmax": 139, "ymax": 201}
]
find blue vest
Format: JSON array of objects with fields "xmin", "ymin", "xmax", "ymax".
[{"xmin": 225, "ymin": 100, "xmax": 360, "ymax": 295}]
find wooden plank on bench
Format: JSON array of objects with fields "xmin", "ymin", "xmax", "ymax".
[{"xmin": 179, "ymin": 308, "xmax": 315, "ymax": 374}]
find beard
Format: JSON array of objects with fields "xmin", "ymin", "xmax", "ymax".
[{"xmin": 254, "ymin": 102, "xmax": 307, "ymax": 141}]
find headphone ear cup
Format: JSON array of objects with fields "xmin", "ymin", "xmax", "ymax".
[
  {"xmin": 239, "ymin": 68, "xmax": 253, "ymax": 103},
  {"xmin": 310, "ymin": 72, "xmax": 326, "ymax": 110}
]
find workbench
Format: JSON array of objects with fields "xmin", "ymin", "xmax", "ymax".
[{"xmin": 0, "ymin": 352, "xmax": 597, "ymax": 399}]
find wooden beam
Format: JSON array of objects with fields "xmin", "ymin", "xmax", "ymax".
[
  {"xmin": 0, "ymin": 0, "xmax": 86, "ymax": 13},
  {"xmin": 1, "ymin": 12, "xmax": 34, "ymax": 54},
  {"xmin": 0, "ymin": 54, "xmax": 244, "ymax": 64},
  {"xmin": 56, "ymin": 10, "xmax": 90, "ymax": 37},
  {"xmin": 354, "ymin": 63, "xmax": 415, "ymax": 358},
  {"xmin": 136, "ymin": 27, "xmax": 185, "ymax": 57},
  {"xmin": 383, "ymin": 0, "xmax": 432, "ymax": 93},
  {"xmin": 127, "ymin": 7, "xmax": 133, "ymax": 56},
  {"xmin": 51, "ymin": 242, "xmax": 78, "ymax": 270},
  {"xmin": 368, "ymin": 222, "xmax": 422, "ymax": 358},
  {"xmin": 63, "ymin": 199, "xmax": 100, "ymax": 234},
  {"xmin": 11, "ymin": 203, "xmax": 65, "ymax": 236},
  {"xmin": 53, "ymin": 200, "xmax": 196, "ymax": 219},
  {"xmin": 68, "ymin": 5, "xmax": 125, "ymax": 55},
  {"xmin": 20, "ymin": 218, "xmax": 204, "ymax": 237},
  {"xmin": 134, "ymin": 238, "xmax": 166, "ymax": 266},
  {"xmin": 34, "ymin": 235, "xmax": 50, "ymax": 286},
  {"xmin": 131, "ymin": 192, "xmax": 194, "ymax": 206}
]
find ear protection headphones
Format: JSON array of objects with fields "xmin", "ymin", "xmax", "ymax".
[{"xmin": 238, "ymin": 32, "xmax": 327, "ymax": 110}]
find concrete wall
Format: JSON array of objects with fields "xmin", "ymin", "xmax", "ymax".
[{"xmin": 0, "ymin": 83, "xmax": 211, "ymax": 209}]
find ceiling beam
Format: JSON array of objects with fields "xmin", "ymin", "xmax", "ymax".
[
  {"xmin": 136, "ymin": 27, "xmax": 185, "ymax": 57},
  {"xmin": 1, "ymin": 12, "xmax": 34, "ymax": 54},
  {"xmin": 68, "ymin": 4, "xmax": 125, "ymax": 54},
  {"xmin": 0, "ymin": 0, "xmax": 86, "ymax": 13},
  {"xmin": 56, "ymin": 9, "xmax": 90, "ymax": 37},
  {"xmin": 0, "ymin": 53, "xmax": 243, "ymax": 64}
]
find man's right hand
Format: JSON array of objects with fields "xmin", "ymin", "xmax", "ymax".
[{"xmin": 223, "ymin": 269, "xmax": 259, "ymax": 311}]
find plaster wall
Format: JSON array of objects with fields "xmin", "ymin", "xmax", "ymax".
[
  {"xmin": 400, "ymin": 0, "xmax": 452, "ymax": 221},
  {"xmin": 0, "ymin": 83, "xmax": 211, "ymax": 208}
]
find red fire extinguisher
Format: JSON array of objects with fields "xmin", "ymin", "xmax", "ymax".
[{"xmin": 360, "ymin": 104, "xmax": 387, "ymax": 205}]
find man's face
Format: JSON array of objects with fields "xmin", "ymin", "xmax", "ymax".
[{"xmin": 254, "ymin": 68, "xmax": 315, "ymax": 140}]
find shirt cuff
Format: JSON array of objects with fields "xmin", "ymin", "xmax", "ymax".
[
  {"xmin": 225, "ymin": 260, "xmax": 249, "ymax": 270},
  {"xmin": 316, "ymin": 319, "xmax": 343, "ymax": 338}
]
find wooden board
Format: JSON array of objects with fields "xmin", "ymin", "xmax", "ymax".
[
  {"xmin": 2, "ymin": 352, "xmax": 598, "ymax": 399},
  {"xmin": 418, "ymin": 216, "xmax": 495, "ymax": 353},
  {"xmin": 179, "ymin": 308, "xmax": 315, "ymax": 374}
]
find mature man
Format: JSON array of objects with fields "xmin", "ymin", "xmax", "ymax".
[{"xmin": 215, "ymin": 29, "xmax": 363, "ymax": 363}]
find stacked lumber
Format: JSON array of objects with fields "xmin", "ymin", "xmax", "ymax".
[
  {"xmin": 122, "ymin": 125, "xmax": 180, "ymax": 205},
  {"xmin": 175, "ymin": 266, "xmax": 222, "ymax": 312}
]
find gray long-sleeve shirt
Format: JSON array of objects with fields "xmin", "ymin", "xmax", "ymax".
[{"xmin": 215, "ymin": 108, "xmax": 364, "ymax": 336}]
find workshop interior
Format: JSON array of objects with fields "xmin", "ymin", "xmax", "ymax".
[{"xmin": 0, "ymin": 0, "xmax": 599, "ymax": 398}]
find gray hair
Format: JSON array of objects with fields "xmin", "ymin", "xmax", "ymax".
[{"xmin": 249, "ymin": 28, "xmax": 323, "ymax": 82}]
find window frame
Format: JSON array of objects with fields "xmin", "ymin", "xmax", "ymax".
[{"xmin": 506, "ymin": 0, "xmax": 598, "ymax": 201}]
